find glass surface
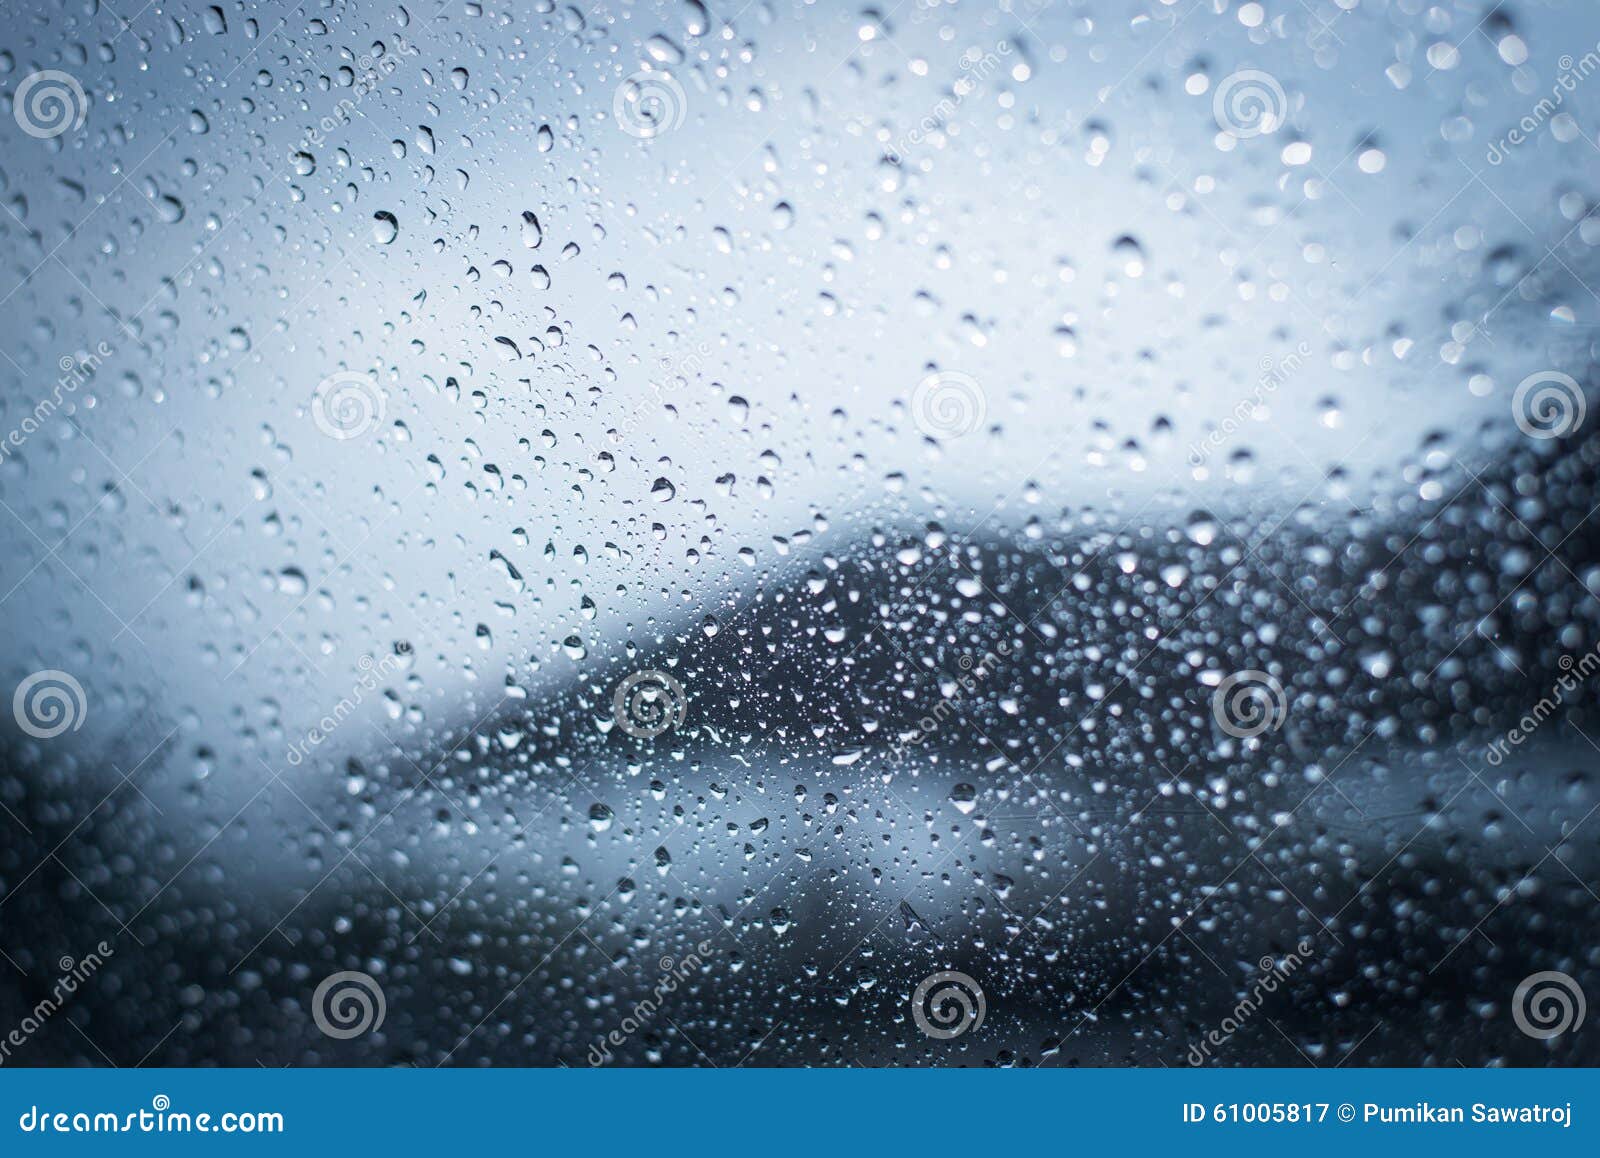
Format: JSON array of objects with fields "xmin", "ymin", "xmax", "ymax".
[{"xmin": 1, "ymin": 0, "xmax": 1598, "ymax": 1067}]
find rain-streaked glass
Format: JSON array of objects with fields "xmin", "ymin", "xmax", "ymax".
[{"xmin": 1, "ymin": 0, "xmax": 1598, "ymax": 1067}]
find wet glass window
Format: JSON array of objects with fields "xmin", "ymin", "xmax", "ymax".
[{"xmin": 1, "ymin": 0, "xmax": 1597, "ymax": 1067}]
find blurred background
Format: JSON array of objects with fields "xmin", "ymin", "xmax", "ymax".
[{"xmin": 1, "ymin": 0, "xmax": 1598, "ymax": 1066}]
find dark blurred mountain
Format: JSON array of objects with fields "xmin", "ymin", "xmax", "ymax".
[{"xmin": 3, "ymin": 433, "xmax": 1600, "ymax": 1067}]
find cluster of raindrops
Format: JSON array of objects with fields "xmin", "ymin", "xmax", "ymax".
[{"xmin": 0, "ymin": 0, "xmax": 1595, "ymax": 1072}]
